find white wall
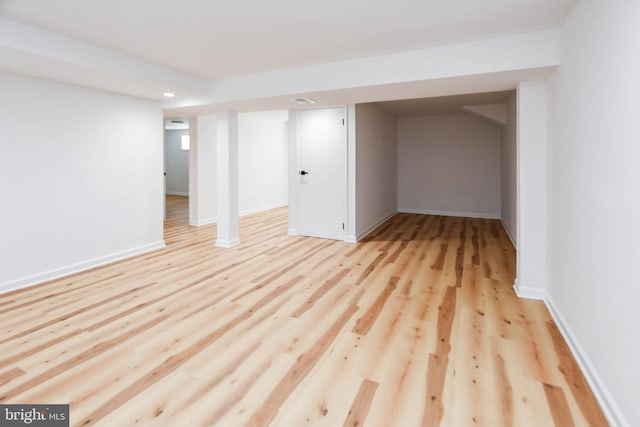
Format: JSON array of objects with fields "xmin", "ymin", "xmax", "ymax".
[
  {"xmin": 189, "ymin": 111, "xmax": 288, "ymax": 227},
  {"xmin": 0, "ymin": 72, "xmax": 164, "ymax": 292},
  {"xmin": 164, "ymin": 129, "xmax": 189, "ymax": 196},
  {"xmin": 501, "ymin": 94, "xmax": 517, "ymax": 243},
  {"xmin": 397, "ymin": 114, "xmax": 501, "ymax": 218},
  {"xmin": 546, "ymin": 2, "xmax": 640, "ymax": 426},
  {"xmin": 287, "ymin": 110, "xmax": 298, "ymax": 235},
  {"xmin": 238, "ymin": 111, "xmax": 288, "ymax": 216},
  {"xmin": 354, "ymin": 103, "xmax": 397, "ymax": 239}
]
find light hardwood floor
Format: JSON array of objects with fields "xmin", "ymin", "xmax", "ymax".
[{"xmin": 0, "ymin": 196, "xmax": 608, "ymax": 426}]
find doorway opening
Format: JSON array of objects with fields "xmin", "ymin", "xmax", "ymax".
[
  {"xmin": 163, "ymin": 117, "xmax": 190, "ymax": 229},
  {"xmin": 166, "ymin": 111, "xmax": 290, "ymax": 243}
]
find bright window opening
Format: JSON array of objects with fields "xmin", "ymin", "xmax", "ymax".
[{"xmin": 181, "ymin": 135, "xmax": 190, "ymax": 151}]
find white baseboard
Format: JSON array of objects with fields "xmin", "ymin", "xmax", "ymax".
[
  {"xmin": 240, "ymin": 202, "xmax": 288, "ymax": 217},
  {"xmin": 287, "ymin": 228, "xmax": 297, "ymax": 236},
  {"xmin": 501, "ymin": 219, "xmax": 517, "ymax": 247},
  {"xmin": 189, "ymin": 217, "xmax": 217, "ymax": 227},
  {"xmin": 0, "ymin": 240, "xmax": 166, "ymax": 295},
  {"xmin": 215, "ymin": 238, "xmax": 240, "ymax": 248},
  {"xmin": 356, "ymin": 209, "xmax": 398, "ymax": 241},
  {"xmin": 512, "ymin": 279, "xmax": 545, "ymax": 300},
  {"xmin": 166, "ymin": 191, "xmax": 188, "ymax": 196},
  {"xmin": 346, "ymin": 235, "xmax": 357, "ymax": 243},
  {"xmin": 545, "ymin": 297, "xmax": 630, "ymax": 427},
  {"xmin": 398, "ymin": 208, "xmax": 500, "ymax": 220}
]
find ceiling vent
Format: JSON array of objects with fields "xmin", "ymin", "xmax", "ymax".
[
  {"xmin": 290, "ymin": 97, "xmax": 316, "ymax": 105},
  {"xmin": 171, "ymin": 120, "xmax": 184, "ymax": 124}
]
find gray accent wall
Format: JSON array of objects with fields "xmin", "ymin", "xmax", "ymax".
[
  {"xmin": 354, "ymin": 103, "xmax": 398, "ymax": 239},
  {"xmin": 501, "ymin": 93, "xmax": 517, "ymax": 243},
  {"xmin": 165, "ymin": 129, "xmax": 189, "ymax": 196},
  {"xmin": 397, "ymin": 113, "xmax": 502, "ymax": 219}
]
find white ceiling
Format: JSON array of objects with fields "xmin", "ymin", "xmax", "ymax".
[
  {"xmin": 0, "ymin": 1, "xmax": 574, "ymax": 117},
  {"xmin": 1, "ymin": 0, "xmax": 575, "ymax": 80}
]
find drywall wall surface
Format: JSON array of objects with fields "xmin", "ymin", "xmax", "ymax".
[
  {"xmin": 164, "ymin": 129, "xmax": 189, "ymax": 195},
  {"xmin": 515, "ymin": 82, "xmax": 548, "ymax": 299},
  {"xmin": 238, "ymin": 112, "xmax": 288, "ymax": 215},
  {"xmin": 189, "ymin": 115, "xmax": 217, "ymax": 226},
  {"xmin": 287, "ymin": 110, "xmax": 298, "ymax": 235},
  {"xmin": 463, "ymin": 103, "xmax": 508, "ymax": 125},
  {"xmin": 397, "ymin": 113, "xmax": 501, "ymax": 218},
  {"xmin": 188, "ymin": 30, "xmax": 560, "ymax": 108},
  {"xmin": 0, "ymin": 71, "xmax": 164, "ymax": 291},
  {"xmin": 501, "ymin": 93, "xmax": 517, "ymax": 243},
  {"xmin": 354, "ymin": 103, "xmax": 397, "ymax": 239},
  {"xmin": 546, "ymin": 1, "xmax": 640, "ymax": 426}
]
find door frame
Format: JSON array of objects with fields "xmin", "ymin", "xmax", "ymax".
[{"xmin": 289, "ymin": 106, "xmax": 348, "ymax": 241}]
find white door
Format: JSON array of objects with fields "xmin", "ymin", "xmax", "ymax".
[{"xmin": 298, "ymin": 107, "xmax": 346, "ymax": 240}]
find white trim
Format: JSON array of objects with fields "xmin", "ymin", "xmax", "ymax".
[
  {"xmin": 398, "ymin": 208, "xmax": 500, "ymax": 220},
  {"xmin": 356, "ymin": 209, "xmax": 398, "ymax": 241},
  {"xmin": 341, "ymin": 105, "xmax": 349, "ymax": 242},
  {"xmin": 545, "ymin": 297, "xmax": 631, "ymax": 427},
  {"xmin": 346, "ymin": 104, "xmax": 357, "ymax": 247},
  {"xmin": 166, "ymin": 191, "xmax": 188, "ymax": 196},
  {"xmin": 240, "ymin": 202, "xmax": 288, "ymax": 217},
  {"xmin": 513, "ymin": 284, "xmax": 631, "ymax": 426},
  {"xmin": 189, "ymin": 217, "xmax": 217, "ymax": 227},
  {"xmin": 287, "ymin": 109, "xmax": 299, "ymax": 239},
  {"xmin": 215, "ymin": 238, "xmax": 240, "ymax": 248},
  {"xmin": 512, "ymin": 279, "xmax": 545, "ymax": 300},
  {"xmin": 0, "ymin": 240, "xmax": 166, "ymax": 295},
  {"xmin": 501, "ymin": 219, "xmax": 517, "ymax": 247}
]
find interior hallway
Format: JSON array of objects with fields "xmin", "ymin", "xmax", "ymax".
[{"xmin": 0, "ymin": 196, "xmax": 606, "ymax": 426}]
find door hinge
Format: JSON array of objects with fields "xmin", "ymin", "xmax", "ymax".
[
  {"xmin": 342, "ymin": 118, "xmax": 345, "ymax": 125},
  {"xmin": 342, "ymin": 222, "xmax": 345, "ymax": 230}
]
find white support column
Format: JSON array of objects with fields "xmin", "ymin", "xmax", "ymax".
[
  {"xmin": 188, "ymin": 115, "xmax": 217, "ymax": 227},
  {"xmin": 188, "ymin": 116, "xmax": 198, "ymax": 226},
  {"xmin": 215, "ymin": 110, "xmax": 240, "ymax": 248},
  {"xmin": 514, "ymin": 82, "xmax": 548, "ymax": 300}
]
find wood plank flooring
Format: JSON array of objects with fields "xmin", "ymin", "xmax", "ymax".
[{"xmin": 0, "ymin": 195, "xmax": 608, "ymax": 426}]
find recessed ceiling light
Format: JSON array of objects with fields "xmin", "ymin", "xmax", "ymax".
[
  {"xmin": 290, "ymin": 97, "xmax": 316, "ymax": 105},
  {"xmin": 163, "ymin": 92, "xmax": 175, "ymax": 98}
]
